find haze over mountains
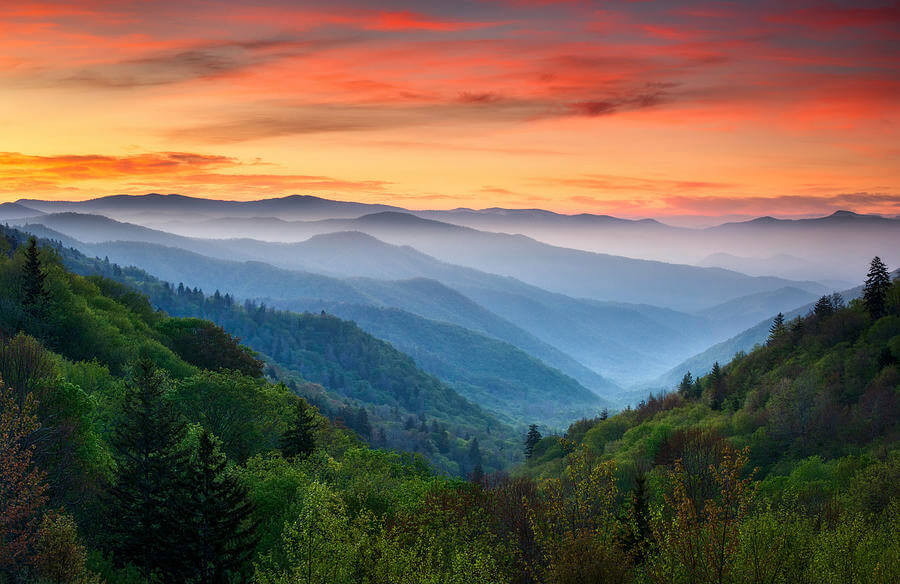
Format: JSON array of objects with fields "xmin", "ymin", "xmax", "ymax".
[
  {"xmin": 7, "ymin": 193, "xmax": 897, "ymax": 411},
  {"xmin": 15, "ymin": 193, "xmax": 897, "ymax": 284}
]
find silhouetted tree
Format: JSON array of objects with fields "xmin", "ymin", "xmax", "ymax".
[
  {"xmin": 182, "ymin": 430, "xmax": 258, "ymax": 584},
  {"xmin": 768, "ymin": 313, "xmax": 786, "ymax": 342},
  {"xmin": 468, "ymin": 437, "xmax": 483, "ymax": 471},
  {"xmin": 600, "ymin": 407, "xmax": 609, "ymax": 421},
  {"xmin": 280, "ymin": 399, "xmax": 318, "ymax": 460},
  {"xmin": 678, "ymin": 372, "xmax": 694, "ymax": 397},
  {"xmin": 708, "ymin": 362, "xmax": 726, "ymax": 409},
  {"xmin": 106, "ymin": 359, "xmax": 191, "ymax": 580},
  {"xmin": 21, "ymin": 237, "xmax": 48, "ymax": 314},
  {"xmin": 525, "ymin": 424, "xmax": 542, "ymax": 460},
  {"xmin": 863, "ymin": 256, "xmax": 891, "ymax": 319},
  {"xmin": 814, "ymin": 295, "xmax": 836, "ymax": 318}
]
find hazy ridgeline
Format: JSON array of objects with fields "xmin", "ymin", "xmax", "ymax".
[{"xmin": 9, "ymin": 193, "xmax": 897, "ymax": 399}]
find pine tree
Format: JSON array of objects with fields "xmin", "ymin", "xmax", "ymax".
[
  {"xmin": 768, "ymin": 313, "xmax": 786, "ymax": 342},
  {"xmin": 678, "ymin": 372, "xmax": 694, "ymax": 397},
  {"xmin": 863, "ymin": 256, "xmax": 891, "ymax": 319},
  {"xmin": 182, "ymin": 430, "xmax": 258, "ymax": 584},
  {"xmin": 469, "ymin": 463, "xmax": 485, "ymax": 486},
  {"xmin": 355, "ymin": 407, "xmax": 372, "ymax": 441},
  {"xmin": 106, "ymin": 359, "xmax": 191, "ymax": 580},
  {"xmin": 524, "ymin": 424, "xmax": 542, "ymax": 460},
  {"xmin": 599, "ymin": 407, "xmax": 609, "ymax": 421},
  {"xmin": 21, "ymin": 237, "xmax": 47, "ymax": 313},
  {"xmin": 813, "ymin": 295, "xmax": 835, "ymax": 317},
  {"xmin": 468, "ymin": 437, "xmax": 483, "ymax": 470},
  {"xmin": 280, "ymin": 399, "xmax": 318, "ymax": 460},
  {"xmin": 708, "ymin": 362, "xmax": 726, "ymax": 410}
]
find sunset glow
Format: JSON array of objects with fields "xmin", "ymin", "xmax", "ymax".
[{"xmin": 1, "ymin": 0, "xmax": 898, "ymax": 218}]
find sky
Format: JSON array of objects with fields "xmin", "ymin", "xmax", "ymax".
[{"xmin": 0, "ymin": 0, "xmax": 898, "ymax": 219}]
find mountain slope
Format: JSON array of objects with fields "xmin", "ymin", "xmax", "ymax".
[
  {"xmin": 0, "ymin": 225, "xmax": 518, "ymax": 474},
  {"xmin": 18, "ymin": 218, "xmax": 730, "ymax": 386}
]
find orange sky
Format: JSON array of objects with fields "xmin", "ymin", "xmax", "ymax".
[{"xmin": 1, "ymin": 0, "xmax": 898, "ymax": 218}]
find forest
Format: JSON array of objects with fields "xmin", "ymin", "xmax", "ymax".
[{"xmin": 1, "ymin": 231, "xmax": 898, "ymax": 583}]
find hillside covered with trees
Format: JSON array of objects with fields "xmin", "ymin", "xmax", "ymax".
[{"xmin": 1, "ymin": 227, "xmax": 897, "ymax": 583}]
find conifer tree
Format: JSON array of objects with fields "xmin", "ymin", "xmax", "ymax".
[
  {"xmin": 863, "ymin": 256, "xmax": 891, "ymax": 319},
  {"xmin": 813, "ymin": 295, "xmax": 835, "ymax": 317},
  {"xmin": 768, "ymin": 313, "xmax": 786, "ymax": 342},
  {"xmin": 182, "ymin": 430, "xmax": 258, "ymax": 584},
  {"xmin": 524, "ymin": 424, "xmax": 542, "ymax": 460},
  {"xmin": 678, "ymin": 372, "xmax": 694, "ymax": 397},
  {"xmin": 21, "ymin": 237, "xmax": 47, "ymax": 313},
  {"xmin": 599, "ymin": 407, "xmax": 609, "ymax": 421},
  {"xmin": 468, "ymin": 437, "xmax": 483, "ymax": 470},
  {"xmin": 106, "ymin": 359, "xmax": 191, "ymax": 580},
  {"xmin": 708, "ymin": 362, "xmax": 726, "ymax": 409},
  {"xmin": 280, "ymin": 399, "xmax": 319, "ymax": 460},
  {"xmin": 469, "ymin": 462, "xmax": 485, "ymax": 486}
]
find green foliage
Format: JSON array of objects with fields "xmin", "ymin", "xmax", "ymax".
[
  {"xmin": 105, "ymin": 359, "xmax": 192, "ymax": 580},
  {"xmin": 174, "ymin": 370, "xmax": 294, "ymax": 462},
  {"xmin": 280, "ymin": 399, "xmax": 320, "ymax": 461},
  {"xmin": 2, "ymin": 228, "xmax": 898, "ymax": 584},
  {"xmin": 157, "ymin": 317, "xmax": 263, "ymax": 378},
  {"xmin": 182, "ymin": 429, "xmax": 258, "ymax": 584}
]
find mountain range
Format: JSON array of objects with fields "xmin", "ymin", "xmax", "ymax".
[{"xmin": 9, "ymin": 193, "xmax": 893, "ymax": 410}]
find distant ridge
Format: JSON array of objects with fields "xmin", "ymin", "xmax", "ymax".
[{"xmin": 0, "ymin": 202, "xmax": 44, "ymax": 220}]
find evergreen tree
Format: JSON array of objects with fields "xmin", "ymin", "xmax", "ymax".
[
  {"xmin": 280, "ymin": 399, "xmax": 318, "ymax": 460},
  {"xmin": 468, "ymin": 437, "xmax": 483, "ymax": 470},
  {"xmin": 863, "ymin": 256, "xmax": 891, "ymax": 319},
  {"xmin": 708, "ymin": 362, "xmax": 726, "ymax": 409},
  {"xmin": 768, "ymin": 312, "xmax": 786, "ymax": 342},
  {"xmin": 106, "ymin": 359, "xmax": 191, "ymax": 580},
  {"xmin": 524, "ymin": 424, "xmax": 542, "ymax": 460},
  {"xmin": 599, "ymin": 407, "xmax": 609, "ymax": 421},
  {"xmin": 469, "ymin": 463, "xmax": 485, "ymax": 486},
  {"xmin": 21, "ymin": 237, "xmax": 47, "ymax": 313},
  {"xmin": 813, "ymin": 295, "xmax": 835, "ymax": 317},
  {"xmin": 355, "ymin": 407, "xmax": 372, "ymax": 440},
  {"xmin": 678, "ymin": 372, "xmax": 694, "ymax": 397},
  {"xmin": 182, "ymin": 430, "xmax": 258, "ymax": 584}
]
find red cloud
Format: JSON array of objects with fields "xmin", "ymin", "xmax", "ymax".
[{"xmin": 368, "ymin": 11, "xmax": 499, "ymax": 32}]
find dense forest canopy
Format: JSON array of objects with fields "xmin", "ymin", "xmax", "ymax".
[{"xmin": 0, "ymin": 229, "xmax": 898, "ymax": 583}]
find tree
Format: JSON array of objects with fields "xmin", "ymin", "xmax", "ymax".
[
  {"xmin": 281, "ymin": 399, "xmax": 319, "ymax": 460},
  {"xmin": 708, "ymin": 362, "xmax": 726, "ymax": 410},
  {"xmin": 157, "ymin": 318, "xmax": 263, "ymax": 378},
  {"xmin": 106, "ymin": 359, "xmax": 191, "ymax": 580},
  {"xmin": 21, "ymin": 237, "xmax": 48, "ymax": 313},
  {"xmin": 468, "ymin": 437, "xmax": 483, "ymax": 472},
  {"xmin": 525, "ymin": 424, "xmax": 542, "ymax": 460},
  {"xmin": 0, "ymin": 380, "xmax": 48, "ymax": 575},
  {"xmin": 678, "ymin": 372, "xmax": 694, "ymax": 398},
  {"xmin": 813, "ymin": 295, "xmax": 835, "ymax": 318},
  {"xmin": 863, "ymin": 256, "xmax": 891, "ymax": 319},
  {"xmin": 33, "ymin": 512, "xmax": 91, "ymax": 584},
  {"xmin": 623, "ymin": 473, "xmax": 651, "ymax": 564},
  {"xmin": 182, "ymin": 430, "xmax": 258, "ymax": 584},
  {"xmin": 599, "ymin": 407, "xmax": 609, "ymax": 421},
  {"xmin": 768, "ymin": 313, "xmax": 786, "ymax": 342}
]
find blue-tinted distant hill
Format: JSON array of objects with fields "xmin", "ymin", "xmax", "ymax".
[{"xmin": 14, "ymin": 212, "xmax": 825, "ymax": 385}]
